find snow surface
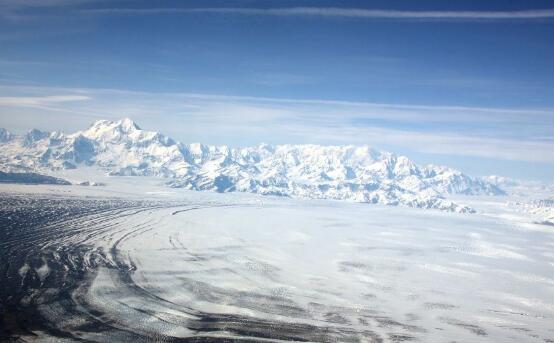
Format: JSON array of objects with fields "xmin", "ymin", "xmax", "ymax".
[{"xmin": 1, "ymin": 179, "xmax": 553, "ymax": 342}]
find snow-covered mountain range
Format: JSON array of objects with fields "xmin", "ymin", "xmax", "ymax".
[{"xmin": 0, "ymin": 118, "xmax": 506, "ymax": 212}]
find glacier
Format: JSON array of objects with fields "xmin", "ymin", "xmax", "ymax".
[{"xmin": 1, "ymin": 182, "xmax": 554, "ymax": 342}]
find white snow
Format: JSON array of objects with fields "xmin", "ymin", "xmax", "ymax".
[
  {"xmin": 0, "ymin": 118, "xmax": 507, "ymax": 212},
  {"xmin": 2, "ymin": 176, "xmax": 554, "ymax": 341}
]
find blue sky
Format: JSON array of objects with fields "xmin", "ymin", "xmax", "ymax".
[{"xmin": 1, "ymin": 0, "xmax": 553, "ymax": 181}]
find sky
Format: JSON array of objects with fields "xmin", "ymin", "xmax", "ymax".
[{"xmin": 0, "ymin": 0, "xmax": 553, "ymax": 181}]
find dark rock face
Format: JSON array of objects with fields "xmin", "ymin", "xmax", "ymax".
[{"xmin": 0, "ymin": 172, "xmax": 71, "ymax": 185}]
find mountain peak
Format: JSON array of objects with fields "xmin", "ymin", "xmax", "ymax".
[
  {"xmin": 117, "ymin": 117, "xmax": 141, "ymax": 131},
  {"xmin": 24, "ymin": 128, "xmax": 50, "ymax": 145},
  {"xmin": 88, "ymin": 118, "xmax": 141, "ymax": 132},
  {"xmin": 81, "ymin": 118, "xmax": 143, "ymax": 141},
  {"xmin": 0, "ymin": 128, "xmax": 13, "ymax": 142}
]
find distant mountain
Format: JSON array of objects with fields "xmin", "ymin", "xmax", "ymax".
[
  {"xmin": 0, "ymin": 118, "xmax": 507, "ymax": 212},
  {"xmin": 0, "ymin": 171, "xmax": 70, "ymax": 185}
]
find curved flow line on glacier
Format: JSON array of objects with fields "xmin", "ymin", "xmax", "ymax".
[{"xmin": 1, "ymin": 195, "xmax": 412, "ymax": 342}]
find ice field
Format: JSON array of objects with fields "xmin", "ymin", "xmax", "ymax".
[{"xmin": 1, "ymin": 178, "xmax": 553, "ymax": 342}]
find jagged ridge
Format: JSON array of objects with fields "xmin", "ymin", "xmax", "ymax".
[{"xmin": 0, "ymin": 118, "xmax": 506, "ymax": 212}]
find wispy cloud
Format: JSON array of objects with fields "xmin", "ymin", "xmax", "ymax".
[
  {"xmin": 0, "ymin": 84, "xmax": 552, "ymax": 164},
  {"xmin": 0, "ymin": 94, "xmax": 90, "ymax": 106},
  {"xmin": 83, "ymin": 7, "xmax": 554, "ymax": 21},
  {"xmin": 0, "ymin": 0, "xmax": 98, "ymax": 20},
  {"xmin": 6, "ymin": 3, "xmax": 554, "ymax": 22},
  {"xmin": 0, "ymin": 0, "xmax": 97, "ymax": 11},
  {"xmin": 299, "ymin": 126, "xmax": 554, "ymax": 163}
]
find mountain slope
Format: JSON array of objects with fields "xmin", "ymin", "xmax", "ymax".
[
  {"xmin": 0, "ymin": 118, "xmax": 506, "ymax": 212},
  {"xmin": 0, "ymin": 171, "xmax": 70, "ymax": 185}
]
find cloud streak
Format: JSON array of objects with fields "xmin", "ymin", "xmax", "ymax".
[
  {"xmin": 0, "ymin": 95, "xmax": 90, "ymax": 106},
  {"xmin": 83, "ymin": 7, "xmax": 554, "ymax": 21},
  {"xmin": 0, "ymin": 85, "xmax": 552, "ymax": 165}
]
